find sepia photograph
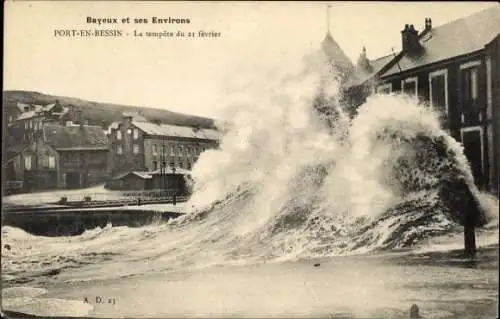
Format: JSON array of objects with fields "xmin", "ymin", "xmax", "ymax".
[{"xmin": 2, "ymin": 1, "xmax": 499, "ymax": 318}]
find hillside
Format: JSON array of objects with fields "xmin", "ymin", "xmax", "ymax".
[{"xmin": 3, "ymin": 90, "xmax": 216, "ymax": 129}]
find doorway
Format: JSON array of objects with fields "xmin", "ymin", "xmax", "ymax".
[
  {"xmin": 65, "ymin": 172, "xmax": 81, "ymax": 189},
  {"xmin": 461, "ymin": 127, "xmax": 485, "ymax": 189}
]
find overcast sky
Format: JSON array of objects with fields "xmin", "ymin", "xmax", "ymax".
[{"xmin": 4, "ymin": 1, "xmax": 496, "ymax": 119}]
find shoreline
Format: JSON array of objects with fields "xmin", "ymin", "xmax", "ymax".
[{"xmin": 2, "ymin": 246, "xmax": 498, "ymax": 318}]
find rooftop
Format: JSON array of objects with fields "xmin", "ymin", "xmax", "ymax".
[
  {"xmin": 43, "ymin": 124, "xmax": 109, "ymax": 151},
  {"xmin": 15, "ymin": 102, "xmax": 68, "ymax": 121},
  {"xmin": 117, "ymin": 167, "xmax": 191, "ymax": 180},
  {"xmin": 322, "ymin": 31, "xmax": 355, "ymax": 77},
  {"xmin": 132, "ymin": 121, "xmax": 221, "ymax": 141},
  {"xmin": 381, "ymin": 5, "xmax": 500, "ymax": 77}
]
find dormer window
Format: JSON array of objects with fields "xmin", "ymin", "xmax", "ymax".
[{"xmin": 116, "ymin": 130, "xmax": 122, "ymax": 140}]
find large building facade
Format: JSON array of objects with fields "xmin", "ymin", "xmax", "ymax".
[
  {"xmin": 345, "ymin": 5, "xmax": 500, "ymax": 196},
  {"xmin": 108, "ymin": 114, "xmax": 221, "ymax": 176},
  {"xmin": 5, "ymin": 122, "xmax": 110, "ymax": 191}
]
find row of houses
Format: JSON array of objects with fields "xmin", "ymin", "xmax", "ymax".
[
  {"xmin": 330, "ymin": 5, "xmax": 499, "ymax": 196},
  {"xmin": 3, "ymin": 105, "xmax": 221, "ymax": 193}
]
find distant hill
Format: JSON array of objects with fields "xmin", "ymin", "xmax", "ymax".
[{"xmin": 3, "ymin": 90, "xmax": 216, "ymax": 129}]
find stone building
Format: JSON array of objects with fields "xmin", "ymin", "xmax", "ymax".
[
  {"xmin": 107, "ymin": 114, "xmax": 221, "ymax": 176},
  {"xmin": 5, "ymin": 122, "xmax": 110, "ymax": 191}
]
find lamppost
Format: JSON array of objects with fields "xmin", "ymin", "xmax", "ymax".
[
  {"xmin": 34, "ymin": 110, "xmax": 42, "ymax": 190},
  {"xmin": 172, "ymin": 166, "xmax": 176, "ymax": 206},
  {"xmin": 162, "ymin": 134, "xmax": 166, "ymax": 197}
]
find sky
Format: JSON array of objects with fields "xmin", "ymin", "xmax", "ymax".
[{"xmin": 4, "ymin": 1, "xmax": 497, "ymax": 119}]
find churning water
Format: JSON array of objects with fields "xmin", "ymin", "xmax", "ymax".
[{"xmin": 1, "ymin": 51, "xmax": 499, "ymax": 317}]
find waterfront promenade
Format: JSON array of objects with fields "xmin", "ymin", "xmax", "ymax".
[{"xmin": 2, "ymin": 185, "xmax": 187, "ymax": 236}]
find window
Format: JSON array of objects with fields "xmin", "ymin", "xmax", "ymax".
[
  {"xmin": 194, "ymin": 146, "xmax": 199, "ymax": 155},
  {"xmin": 162, "ymin": 161, "xmax": 167, "ymax": 169},
  {"xmin": 460, "ymin": 60, "xmax": 481, "ymax": 123},
  {"xmin": 401, "ymin": 77, "xmax": 418, "ymax": 99},
  {"xmin": 116, "ymin": 130, "xmax": 122, "ymax": 140},
  {"xmin": 24, "ymin": 121, "xmax": 28, "ymax": 129},
  {"xmin": 202, "ymin": 147, "xmax": 206, "ymax": 152},
  {"xmin": 117, "ymin": 145, "xmax": 123, "ymax": 154},
  {"xmin": 127, "ymin": 128, "xmax": 132, "ymax": 135},
  {"xmin": 153, "ymin": 161, "xmax": 158, "ymax": 170},
  {"xmin": 186, "ymin": 146, "xmax": 191, "ymax": 155},
  {"xmin": 187, "ymin": 162, "xmax": 192, "ymax": 170},
  {"xmin": 179, "ymin": 145, "xmax": 184, "ymax": 156},
  {"xmin": 152, "ymin": 144, "xmax": 157, "ymax": 155},
  {"xmin": 133, "ymin": 128, "xmax": 139, "ymax": 140},
  {"xmin": 25, "ymin": 155, "xmax": 32, "ymax": 171},
  {"xmin": 170, "ymin": 162, "xmax": 174, "ymax": 168},
  {"xmin": 179, "ymin": 162, "xmax": 184, "ymax": 169},
  {"xmin": 8, "ymin": 116, "xmax": 13, "ymax": 122},
  {"xmin": 48, "ymin": 155, "xmax": 56, "ymax": 169},
  {"xmin": 133, "ymin": 144, "xmax": 140, "ymax": 154},
  {"xmin": 429, "ymin": 69, "xmax": 448, "ymax": 116},
  {"xmin": 170, "ymin": 145, "xmax": 175, "ymax": 156},
  {"xmin": 376, "ymin": 83, "xmax": 392, "ymax": 94}
]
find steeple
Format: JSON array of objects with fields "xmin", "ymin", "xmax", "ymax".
[
  {"xmin": 321, "ymin": 4, "xmax": 354, "ymax": 80},
  {"xmin": 326, "ymin": 4, "xmax": 332, "ymax": 37}
]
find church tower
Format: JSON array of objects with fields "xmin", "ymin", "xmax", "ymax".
[{"xmin": 321, "ymin": 4, "xmax": 355, "ymax": 83}]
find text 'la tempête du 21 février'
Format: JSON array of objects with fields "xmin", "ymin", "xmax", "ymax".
[{"xmin": 133, "ymin": 30, "xmax": 221, "ymax": 39}]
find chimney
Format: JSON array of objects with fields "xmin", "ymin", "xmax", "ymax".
[
  {"xmin": 151, "ymin": 119, "xmax": 161, "ymax": 125},
  {"xmin": 419, "ymin": 18, "xmax": 433, "ymax": 38},
  {"xmin": 401, "ymin": 24, "xmax": 422, "ymax": 55},
  {"xmin": 425, "ymin": 18, "xmax": 432, "ymax": 31}
]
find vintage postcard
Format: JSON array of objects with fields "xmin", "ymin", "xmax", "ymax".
[{"xmin": 2, "ymin": 1, "xmax": 499, "ymax": 318}]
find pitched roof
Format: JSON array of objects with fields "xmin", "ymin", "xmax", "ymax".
[
  {"xmin": 43, "ymin": 124, "xmax": 109, "ymax": 150},
  {"xmin": 122, "ymin": 111, "xmax": 148, "ymax": 122},
  {"xmin": 131, "ymin": 171, "xmax": 153, "ymax": 179},
  {"xmin": 16, "ymin": 102, "xmax": 30, "ymax": 112},
  {"xmin": 382, "ymin": 5, "xmax": 500, "ymax": 77},
  {"xmin": 14, "ymin": 104, "xmax": 69, "ymax": 121},
  {"xmin": 132, "ymin": 121, "xmax": 221, "ymax": 141},
  {"xmin": 116, "ymin": 167, "xmax": 191, "ymax": 180},
  {"xmin": 106, "ymin": 121, "xmax": 120, "ymax": 135},
  {"xmin": 344, "ymin": 53, "xmax": 396, "ymax": 88},
  {"xmin": 322, "ymin": 32, "xmax": 355, "ymax": 77},
  {"xmin": 4, "ymin": 143, "xmax": 30, "ymax": 163},
  {"xmin": 370, "ymin": 54, "xmax": 396, "ymax": 74},
  {"xmin": 17, "ymin": 110, "xmax": 38, "ymax": 121}
]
